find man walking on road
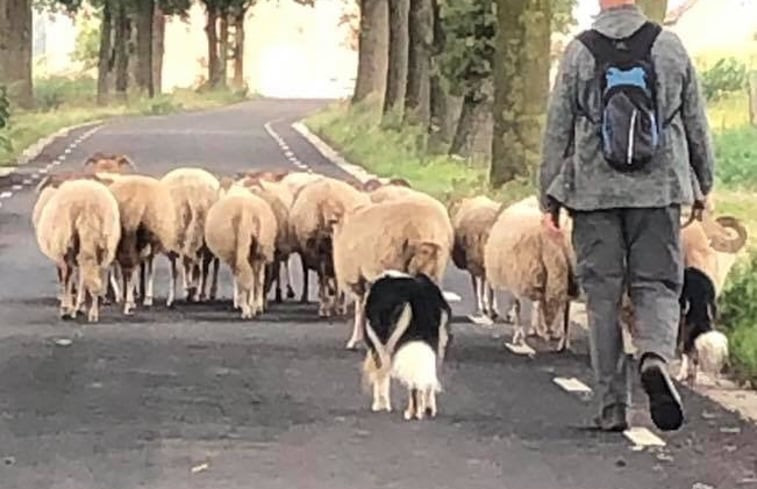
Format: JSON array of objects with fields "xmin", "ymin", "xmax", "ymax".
[{"xmin": 539, "ymin": 0, "xmax": 714, "ymax": 432}]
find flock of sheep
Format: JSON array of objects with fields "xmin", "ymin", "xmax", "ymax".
[{"xmin": 30, "ymin": 152, "xmax": 748, "ymax": 381}]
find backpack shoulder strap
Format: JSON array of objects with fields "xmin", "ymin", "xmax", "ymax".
[
  {"xmin": 625, "ymin": 21, "xmax": 663, "ymax": 59},
  {"xmin": 577, "ymin": 29, "xmax": 616, "ymax": 66}
]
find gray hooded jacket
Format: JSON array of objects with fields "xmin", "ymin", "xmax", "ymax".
[{"xmin": 539, "ymin": 5, "xmax": 714, "ymax": 212}]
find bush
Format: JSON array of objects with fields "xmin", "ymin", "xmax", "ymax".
[
  {"xmin": 34, "ymin": 76, "xmax": 97, "ymax": 111},
  {"xmin": 714, "ymin": 125, "xmax": 757, "ymax": 187},
  {"xmin": 700, "ymin": 57, "xmax": 748, "ymax": 102},
  {"xmin": 0, "ymin": 86, "xmax": 10, "ymax": 151},
  {"xmin": 718, "ymin": 250, "xmax": 757, "ymax": 386}
]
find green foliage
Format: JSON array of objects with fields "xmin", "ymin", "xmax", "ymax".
[
  {"xmin": 438, "ymin": 0, "xmax": 496, "ymax": 99},
  {"xmin": 714, "ymin": 125, "xmax": 757, "ymax": 187},
  {"xmin": 72, "ymin": 13, "xmax": 100, "ymax": 70},
  {"xmin": 0, "ymin": 86, "xmax": 11, "ymax": 152},
  {"xmin": 701, "ymin": 57, "xmax": 748, "ymax": 102},
  {"xmin": 34, "ymin": 76, "xmax": 98, "ymax": 111},
  {"xmin": 552, "ymin": 0, "xmax": 577, "ymax": 35},
  {"xmin": 719, "ymin": 250, "xmax": 757, "ymax": 385}
]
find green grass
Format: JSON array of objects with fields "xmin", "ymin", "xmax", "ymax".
[
  {"xmin": 0, "ymin": 76, "xmax": 250, "ymax": 166},
  {"xmin": 305, "ymin": 89, "xmax": 757, "ymax": 383}
]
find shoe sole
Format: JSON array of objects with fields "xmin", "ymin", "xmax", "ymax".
[{"xmin": 641, "ymin": 365, "xmax": 684, "ymax": 431}]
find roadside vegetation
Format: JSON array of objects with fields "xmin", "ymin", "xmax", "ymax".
[{"xmin": 305, "ymin": 0, "xmax": 757, "ymax": 384}]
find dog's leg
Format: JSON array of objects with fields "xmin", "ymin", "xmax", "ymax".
[
  {"xmin": 379, "ymin": 373, "xmax": 392, "ymax": 412},
  {"xmin": 371, "ymin": 375, "xmax": 382, "ymax": 412},
  {"xmin": 346, "ymin": 293, "xmax": 366, "ymax": 350},
  {"xmin": 687, "ymin": 352, "xmax": 699, "ymax": 386}
]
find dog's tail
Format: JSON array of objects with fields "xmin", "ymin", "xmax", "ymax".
[
  {"xmin": 364, "ymin": 302, "xmax": 413, "ymax": 376},
  {"xmin": 694, "ymin": 330, "xmax": 730, "ymax": 376}
]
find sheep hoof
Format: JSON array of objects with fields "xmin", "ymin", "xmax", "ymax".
[
  {"xmin": 371, "ymin": 402, "xmax": 382, "ymax": 412},
  {"xmin": 345, "ymin": 338, "xmax": 360, "ymax": 350},
  {"xmin": 404, "ymin": 409, "xmax": 414, "ymax": 421},
  {"xmin": 143, "ymin": 296, "xmax": 153, "ymax": 307},
  {"xmin": 426, "ymin": 407, "xmax": 436, "ymax": 418},
  {"xmin": 274, "ymin": 289, "xmax": 283, "ymax": 303},
  {"xmin": 88, "ymin": 311, "xmax": 98, "ymax": 323},
  {"xmin": 286, "ymin": 286, "xmax": 296, "ymax": 299}
]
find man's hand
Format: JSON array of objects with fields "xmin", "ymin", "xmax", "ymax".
[
  {"xmin": 542, "ymin": 212, "xmax": 562, "ymax": 238},
  {"xmin": 692, "ymin": 197, "xmax": 706, "ymax": 221}
]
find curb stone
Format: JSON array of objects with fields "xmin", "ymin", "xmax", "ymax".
[{"xmin": 0, "ymin": 119, "xmax": 104, "ymax": 178}]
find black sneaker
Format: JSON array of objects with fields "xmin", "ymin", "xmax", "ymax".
[{"xmin": 640, "ymin": 355, "xmax": 684, "ymax": 431}]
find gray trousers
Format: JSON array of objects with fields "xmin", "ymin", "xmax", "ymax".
[{"xmin": 571, "ymin": 206, "xmax": 683, "ymax": 411}]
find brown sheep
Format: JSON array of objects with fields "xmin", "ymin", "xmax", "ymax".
[
  {"xmin": 333, "ymin": 199, "xmax": 452, "ymax": 350},
  {"xmin": 160, "ymin": 167, "xmax": 220, "ymax": 305},
  {"xmin": 105, "ymin": 174, "xmax": 177, "ymax": 314},
  {"xmin": 484, "ymin": 196, "xmax": 578, "ymax": 351},
  {"xmin": 289, "ymin": 175, "xmax": 371, "ymax": 317},
  {"xmin": 35, "ymin": 178, "xmax": 121, "ymax": 322},
  {"xmin": 83, "ymin": 152, "xmax": 136, "ymax": 174},
  {"xmin": 450, "ymin": 195, "xmax": 502, "ymax": 320},
  {"xmin": 205, "ymin": 182, "xmax": 278, "ymax": 319}
]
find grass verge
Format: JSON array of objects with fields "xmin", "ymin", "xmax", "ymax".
[
  {"xmin": 1, "ymin": 76, "xmax": 250, "ymax": 167},
  {"xmin": 305, "ymin": 92, "xmax": 757, "ymax": 384}
]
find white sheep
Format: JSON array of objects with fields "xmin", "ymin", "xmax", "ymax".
[
  {"xmin": 204, "ymin": 182, "xmax": 278, "ymax": 319},
  {"xmin": 35, "ymin": 178, "xmax": 121, "ymax": 322},
  {"xmin": 333, "ymin": 198, "xmax": 452, "ymax": 350},
  {"xmin": 160, "ymin": 167, "xmax": 220, "ymax": 306},
  {"xmin": 289, "ymin": 175, "xmax": 371, "ymax": 317},
  {"xmin": 484, "ymin": 196, "xmax": 578, "ymax": 351},
  {"xmin": 450, "ymin": 195, "xmax": 502, "ymax": 320}
]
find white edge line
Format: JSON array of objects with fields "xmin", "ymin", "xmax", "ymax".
[
  {"xmin": 504, "ymin": 342, "xmax": 536, "ymax": 356},
  {"xmin": 442, "ymin": 291, "xmax": 461, "ymax": 302},
  {"xmin": 623, "ymin": 427, "xmax": 665, "ymax": 448},
  {"xmin": 553, "ymin": 377, "xmax": 592, "ymax": 394}
]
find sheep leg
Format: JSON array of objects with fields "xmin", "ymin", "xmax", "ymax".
[
  {"xmin": 253, "ymin": 261, "xmax": 266, "ymax": 316},
  {"xmin": 137, "ymin": 261, "xmax": 146, "ymax": 301},
  {"xmin": 167, "ymin": 255, "xmax": 177, "ymax": 308},
  {"xmin": 556, "ymin": 301, "xmax": 572, "ymax": 352},
  {"xmin": 285, "ymin": 256, "xmax": 296, "ymax": 299},
  {"xmin": 511, "ymin": 300, "xmax": 527, "ymax": 346},
  {"xmin": 109, "ymin": 266, "xmax": 123, "ymax": 304},
  {"xmin": 143, "ymin": 256, "xmax": 155, "ymax": 307},
  {"xmin": 198, "ymin": 254, "xmax": 211, "ymax": 302},
  {"xmin": 484, "ymin": 280, "xmax": 499, "ymax": 319},
  {"xmin": 240, "ymin": 286, "xmax": 253, "ymax": 319},
  {"xmin": 58, "ymin": 263, "xmax": 75, "ymax": 319},
  {"xmin": 123, "ymin": 267, "xmax": 136, "ymax": 315},
  {"xmin": 232, "ymin": 277, "xmax": 239, "ymax": 309},
  {"xmin": 274, "ymin": 259, "xmax": 284, "ymax": 303},
  {"xmin": 299, "ymin": 254, "xmax": 309, "ymax": 303},
  {"xmin": 675, "ymin": 353, "xmax": 691, "ymax": 382},
  {"xmin": 209, "ymin": 257, "xmax": 220, "ymax": 301},
  {"xmin": 73, "ymin": 270, "xmax": 87, "ymax": 318},
  {"xmin": 473, "ymin": 274, "xmax": 484, "ymax": 316},
  {"xmin": 88, "ymin": 292, "xmax": 100, "ymax": 323},
  {"xmin": 346, "ymin": 293, "xmax": 366, "ymax": 350}
]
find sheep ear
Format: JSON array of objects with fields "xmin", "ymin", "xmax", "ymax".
[
  {"xmin": 116, "ymin": 155, "xmax": 135, "ymax": 169},
  {"xmin": 83, "ymin": 152, "xmax": 107, "ymax": 166},
  {"xmin": 219, "ymin": 176, "xmax": 235, "ymax": 191}
]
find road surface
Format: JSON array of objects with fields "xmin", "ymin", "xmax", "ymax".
[{"xmin": 0, "ymin": 99, "xmax": 755, "ymax": 489}]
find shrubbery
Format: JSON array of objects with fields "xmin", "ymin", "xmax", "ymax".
[{"xmin": 700, "ymin": 57, "xmax": 748, "ymax": 102}]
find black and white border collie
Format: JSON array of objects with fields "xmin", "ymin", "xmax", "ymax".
[
  {"xmin": 361, "ymin": 270, "xmax": 452, "ymax": 420},
  {"xmin": 676, "ymin": 266, "xmax": 729, "ymax": 384}
]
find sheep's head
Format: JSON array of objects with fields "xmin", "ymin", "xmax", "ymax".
[
  {"xmin": 703, "ymin": 215, "xmax": 748, "ymax": 253},
  {"xmin": 35, "ymin": 171, "xmax": 105, "ymax": 193},
  {"xmin": 83, "ymin": 153, "xmax": 135, "ymax": 174},
  {"xmin": 239, "ymin": 169, "xmax": 288, "ymax": 182}
]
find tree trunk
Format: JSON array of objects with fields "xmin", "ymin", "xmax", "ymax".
[
  {"xmin": 352, "ymin": 0, "xmax": 389, "ymax": 104},
  {"xmin": 382, "ymin": 0, "xmax": 409, "ymax": 116},
  {"xmin": 749, "ymin": 71, "xmax": 757, "ymax": 127},
  {"xmin": 152, "ymin": 5, "xmax": 165, "ymax": 94},
  {"xmin": 403, "ymin": 0, "xmax": 433, "ymax": 126},
  {"xmin": 218, "ymin": 8, "xmax": 229, "ymax": 87},
  {"xmin": 205, "ymin": 4, "xmax": 220, "ymax": 87},
  {"xmin": 0, "ymin": 0, "xmax": 33, "ymax": 109},
  {"xmin": 427, "ymin": 0, "xmax": 448, "ymax": 151},
  {"xmin": 490, "ymin": 0, "xmax": 551, "ymax": 186},
  {"xmin": 114, "ymin": 1, "xmax": 130, "ymax": 100},
  {"xmin": 135, "ymin": 0, "xmax": 155, "ymax": 96},
  {"xmin": 449, "ymin": 92, "xmax": 484, "ymax": 157},
  {"xmin": 96, "ymin": 0, "xmax": 114, "ymax": 105},
  {"xmin": 232, "ymin": 11, "xmax": 246, "ymax": 88},
  {"xmin": 637, "ymin": 0, "xmax": 668, "ymax": 23}
]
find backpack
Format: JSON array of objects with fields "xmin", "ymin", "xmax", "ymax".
[{"xmin": 577, "ymin": 21, "xmax": 663, "ymax": 172}]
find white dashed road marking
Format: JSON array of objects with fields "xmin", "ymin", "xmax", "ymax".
[
  {"xmin": 553, "ymin": 377, "xmax": 592, "ymax": 394},
  {"xmin": 0, "ymin": 192, "xmax": 12, "ymax": 199},
  {"xmin": 442, "ymin": 291, "xmax": 461, "ymax": 302},
  {"xmin": 265, "ymin": 120, "xmax": 312, "ymax": 173},
  {"xmin": 505, "ymin": 342, "xmax": 536, "ymax": 357},
  {"xmin": 624, "ymin": 427, "xmax": 666, "ymax": 448},
  {"xmin": 11, "ymin": 185, "xmax": 22, "ymax": 191},
  {"xmin": 468, "ymin": 314, "xmax": 494, "ymax": 326},
  {"xmin": 22, "ymin": 179, "xmax": 32, "ymax": 185}
]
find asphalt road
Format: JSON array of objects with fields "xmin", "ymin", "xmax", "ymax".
[{"xmin": 0, "ymin": 99, "xmax": 755, "ymax": 489}]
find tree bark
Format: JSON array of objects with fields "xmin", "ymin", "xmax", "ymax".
[
  {"xmin": 427, "ymin": 0, "xmax": 449, "ymax": 151},
  {"xmin": 232, "ymin": 10, "xmax": 246, "ymax": 88},
  {"xmin": 114, "ymin": 1, "xmax": 130, "ymax": 100},
  {"xmin": 382, "ymin": 0, "xmax": 409, "ymax": 116},
  {"xmin": 205, "ymin": 4, "xmax": 220, "ymax": 87},
  {"xmin": 490, "ymin": 0, "xmax": 551, "ymax": 186},
  {"xmin": 637, "ymin": 0, "xmax": 668, "ymax": 23},
  {"xmin": 352, "ymin": 0, "xmax": 389, "ymax": 104},
  {"xmin": 403, "ymin": 0, "xmax": 433, "ymax": 125},
  {"xmin": 152, "ymin": 5, "xmax": 165, "ymax": 94},
  {"xmin": 218, "ymin": 8, "xmax": 229, "ymax": 87},
  {"xmin": 135, "ymin": 0, "xmax": 155, "ymax": 96},
  {"xmin": 0, "ymin": 0, "xmax": 33, "ymax": 109},
  {"xmin": 96, "ymin": 0, "xmax": 114, "ymax": 105},
  {"xmin": 449, "ymin": 92, "xmax": 484, "ymax": 157}
]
